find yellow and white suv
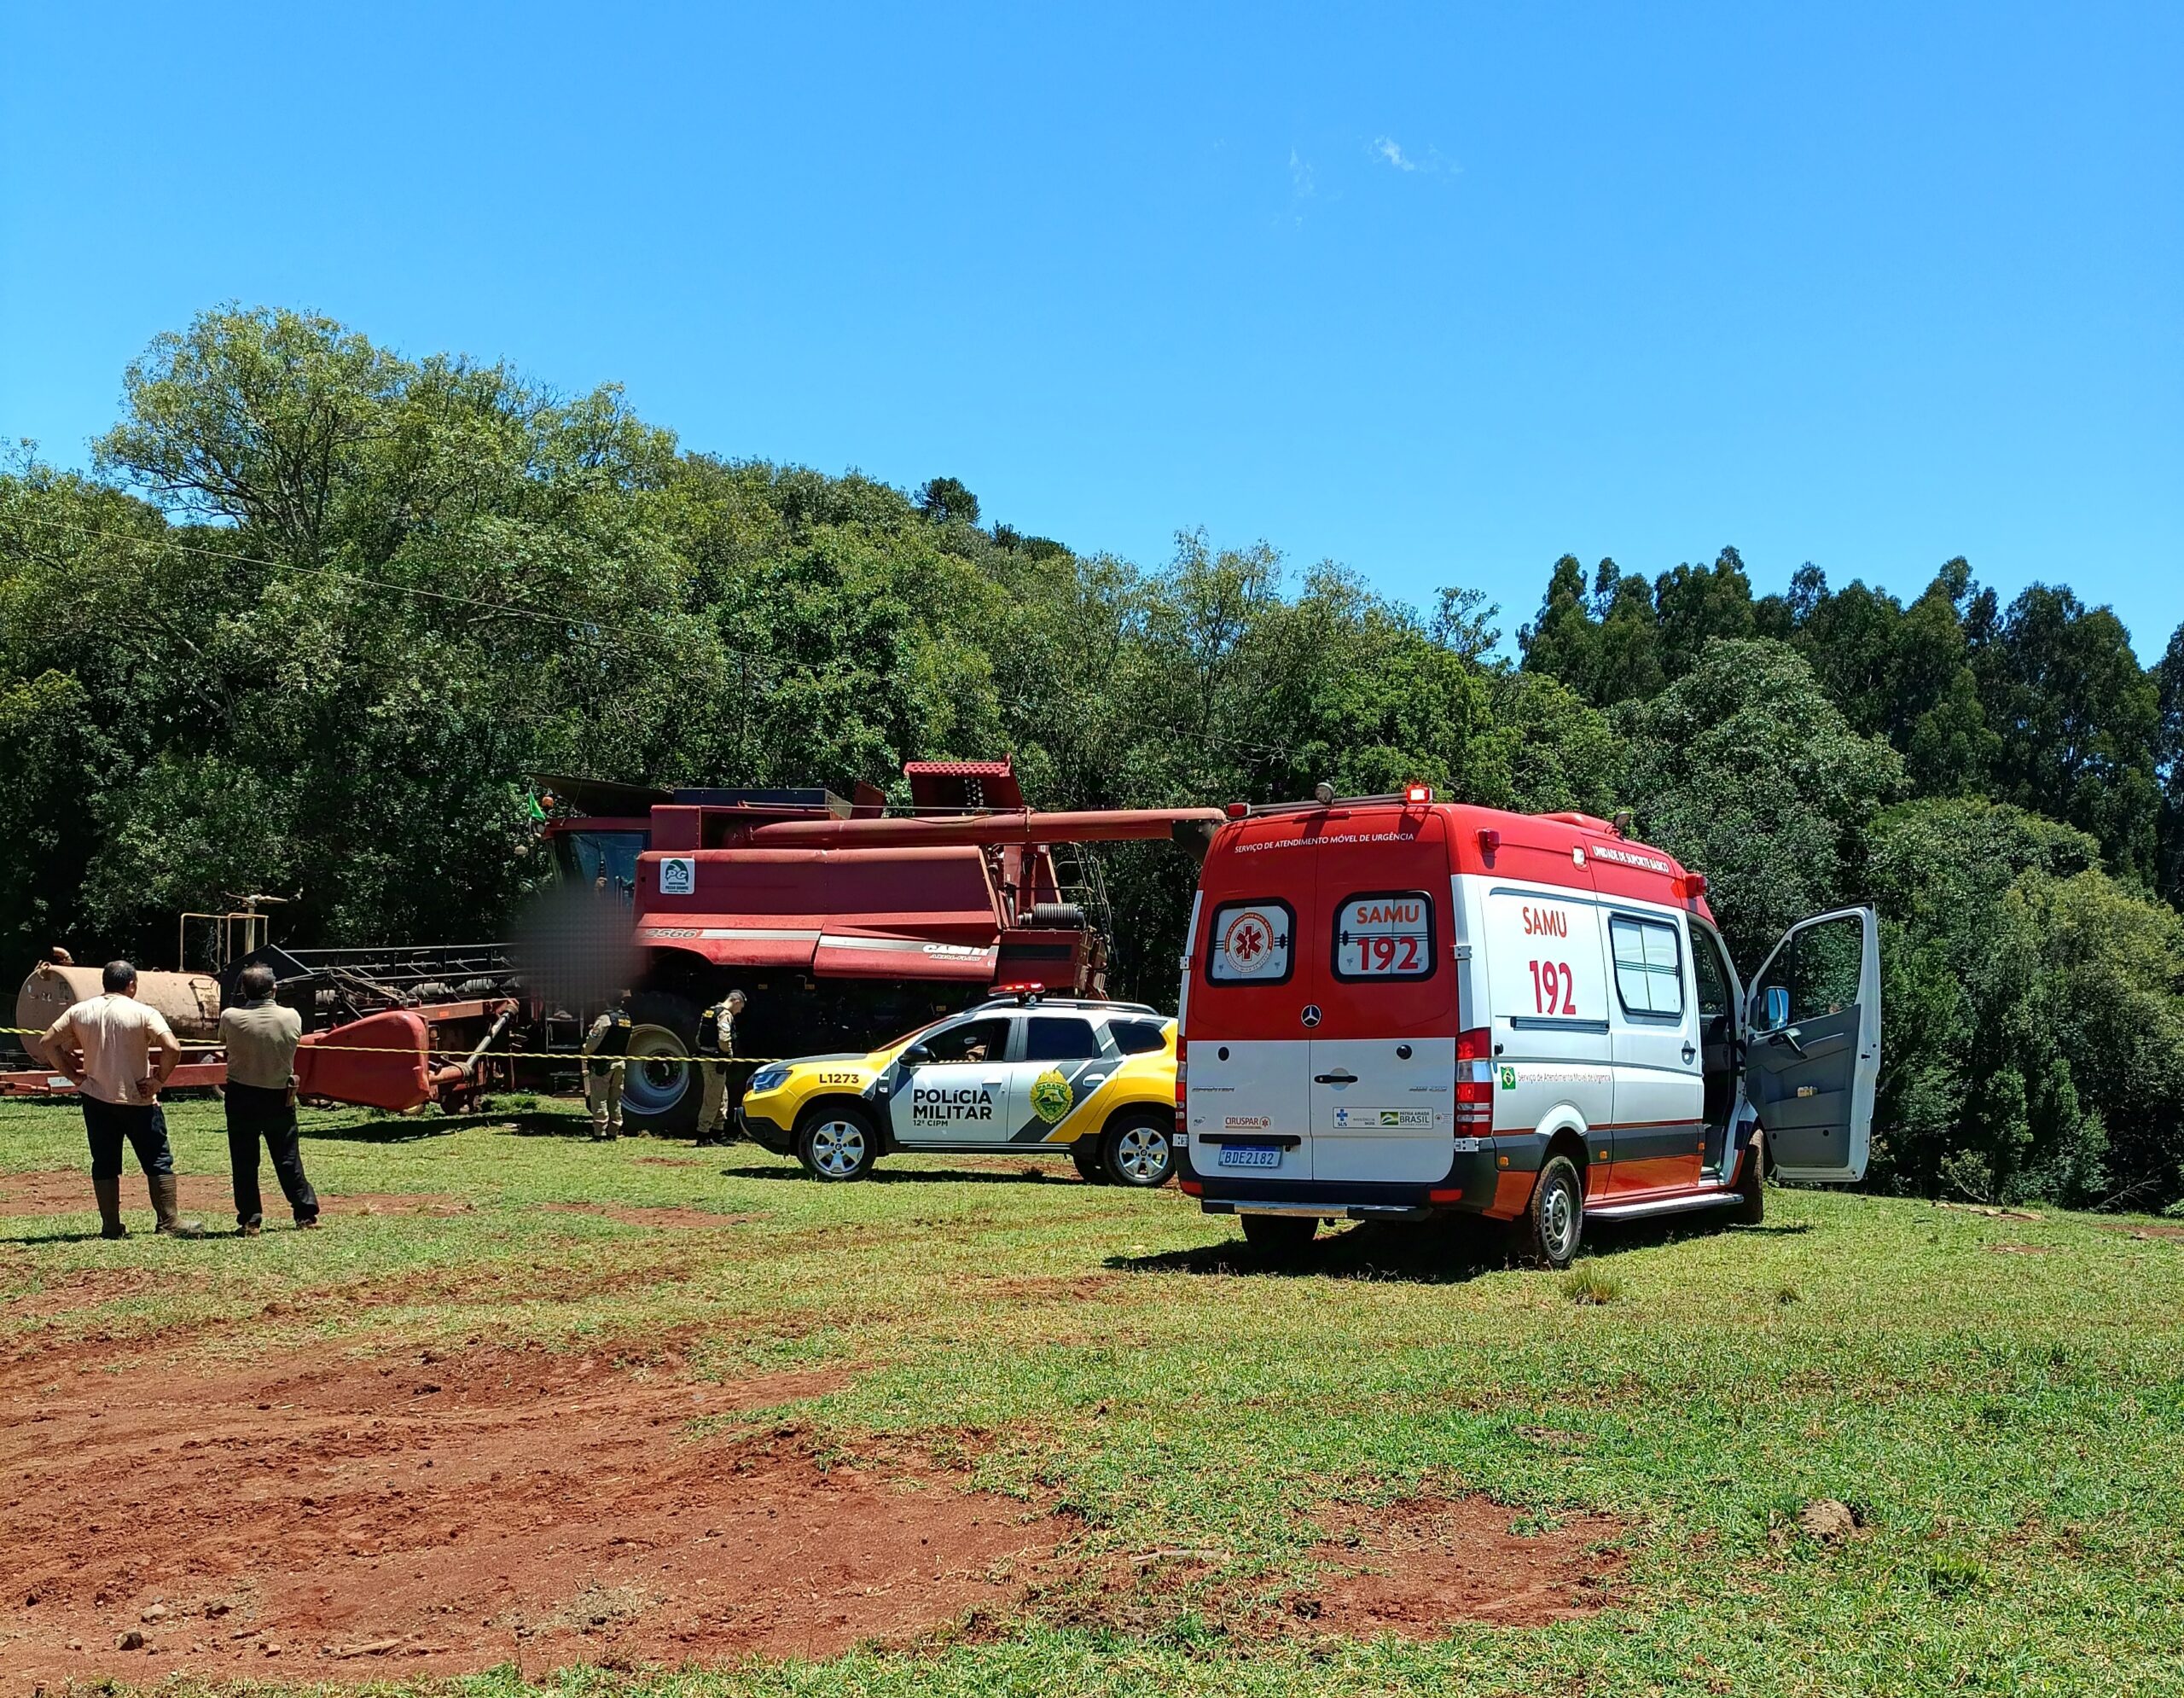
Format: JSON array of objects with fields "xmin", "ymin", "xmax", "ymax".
[{"xmin": 737, "ymin": 991, "xmax": 1178, "ymax": 1186}]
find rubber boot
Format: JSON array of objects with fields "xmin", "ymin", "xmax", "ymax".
[
  {"xmin": 149, "ymin": 1174, "xmax": 206, "ymax": 1238},
  {"xmin": 93, "ymin": 1174, "xmax": 128, "ymax": 1241}
]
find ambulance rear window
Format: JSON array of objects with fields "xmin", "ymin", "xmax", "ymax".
[
  {"xmin": 1332, "ymin": 891, "xmax": 1435, "ymax": 981},
  {"xmin": 1206, "ymin": 900, "xmax": 1293, "ymax": 985}
]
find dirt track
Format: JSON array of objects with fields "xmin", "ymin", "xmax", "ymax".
[{"xmin": 0, "ymin": 1340, "xmax": 1051, "ymax": 1684}]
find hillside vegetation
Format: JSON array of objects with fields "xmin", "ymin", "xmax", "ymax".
[{"xmin": 5, "ymin": 305, "xmax": 2184, "ymax": 1210}]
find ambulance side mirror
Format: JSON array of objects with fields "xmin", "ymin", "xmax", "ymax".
[{"xmin": 1761, "ymin": 986, "xmax": 1791, "ymax": 1032}]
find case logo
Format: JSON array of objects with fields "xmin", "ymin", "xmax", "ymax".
[{"xmin": 1030, "ymin": 1067, "xmax": 1075, "ymax": 1123}]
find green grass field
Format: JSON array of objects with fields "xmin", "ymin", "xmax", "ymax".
[{"xmin": 4, "ymin": 1095, "xmax": 2181, "ymax": 1696}]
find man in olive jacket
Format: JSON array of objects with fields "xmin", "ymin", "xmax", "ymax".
[{"xmin": 218, "ymin": 964, "xmax": 321, "ymax": 1235}]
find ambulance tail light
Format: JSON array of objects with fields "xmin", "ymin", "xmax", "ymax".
[
  {"xmin": 1174, "ymin": 1054, "xmax": 1187, "ymax": 1135},
  {"xmin": 1455, "ymin": 1026, "xmax": 1493, "ymax": 1131}
]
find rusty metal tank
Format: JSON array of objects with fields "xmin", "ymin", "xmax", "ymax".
[{"xmin": 15, "ymin": 962, "xmax": 224, "ymax": 1046}]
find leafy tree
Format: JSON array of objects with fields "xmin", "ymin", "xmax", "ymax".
[
  {"xmin": 914, "ymin": 476, "xmax": 980, "ymax": 526},
  {"xmin": 1970, "ymin": 584, "xmax": 2161, "ymax": 880},
  {"xmin": 1623, "ymin": 639, "xmax": 1902, "ymax": 964},
  {"xmin": 1652, "ymin": 547, "xmax": 1755, "ymax": 680}
]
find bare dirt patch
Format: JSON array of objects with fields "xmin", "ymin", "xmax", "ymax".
[
  {"xmin": 2, "ymin": 1266, "xmax": 159, "ymax": 1320},
  {"xmin": 542, "ymin": 1202, "xmax": 764, "ymax": 1229},
  {"xmin": 2094, "ymin": 1222, "xmax": 2184, "ymax": 1242},
  {"xmin": 0, "ymin": 1170, "xmax": 470, "ymax": 1223},
  {"xmin": 0, "ymin": 1342, "xmax": 1056, "ymax": 1683},
  {"xmin": 1293, "ymin": 1495, "xmax": 1624, "ymax": 1633}
]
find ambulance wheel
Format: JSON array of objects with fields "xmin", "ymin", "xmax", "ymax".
[
  {"xmin": 1071, "ymin": 1138, "xmax": 1108, "ymax": 1183},
  {"xmin": 1240, "ymin": 1213, "xmax": 1317, "ymax": 1261},
  {"xmin": 797, "ymin": 1103, "xmax": 877, "ymax": 1182},
  {"xmin": 1517, "ymin": 1154, "xmax": 1584, "ymax": 1269},
  {"xmin": 1103, "ymin": 1116, "xmax": 1174, "ymax": 1188},
  {"xmin": 1733, "ymin": 1134, "xmax": 1766, "ymax": 1225}
]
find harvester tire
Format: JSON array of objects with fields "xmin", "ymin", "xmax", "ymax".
[{"xmin": 618, "ymin": 991, "xmax": 703, "ymax": 1139}]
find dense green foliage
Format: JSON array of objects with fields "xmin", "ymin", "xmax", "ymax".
[{"xmin": 4, "ymin": 305, "xmax": 2181, "ymax": 1207}]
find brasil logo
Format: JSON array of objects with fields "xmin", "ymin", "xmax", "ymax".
[{"xmin": 1030, "ymin": 1067, "xmax": 1074, "ymax": 1124}]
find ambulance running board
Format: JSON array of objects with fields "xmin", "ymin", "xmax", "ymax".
[{"xmin": 1585, "ymin": 1189, "xmax": 1740, "ymax": 1222}]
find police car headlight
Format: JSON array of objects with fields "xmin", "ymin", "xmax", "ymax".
[{"xmin": 747, "ymin": 1065, "xmax": 791, "ymax": 1095}]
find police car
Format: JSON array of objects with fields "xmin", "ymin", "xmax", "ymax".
[{"xmin": 737, "ymin": 987, "xmax": 1179, "ymax": 1186}]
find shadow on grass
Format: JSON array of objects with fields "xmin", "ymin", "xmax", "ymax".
[
  {"xmin": 300, "ymin": 1111, "xmax": 511, "ymax": 1145},
  {"xmin": 1107, "ymin": 1212, "xmax": 1798, "ymax": 1284},
  {"xmin": 0, "ymin": 1226, "xmax": 119, "ymax": 1246},
  {"xmin": 715, "ymin": 1160, "xmax": 1080, "ymax": 1187}
]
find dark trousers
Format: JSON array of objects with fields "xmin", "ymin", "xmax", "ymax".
[
  {"xmin": 225, "ymin": 1083, "xmax": 318, "ymax": 1226},
  {"xmin": 82, "ymin": 1096, "xmax": 175, "ymax": 1179}
]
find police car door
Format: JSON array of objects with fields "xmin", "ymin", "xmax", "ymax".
[
  {"xmin": 890, "ymin": 1014, "xmax": 1014, "ymax": 1148},
  {"xmin": 1008, "ymin": 1013, "xmax": 1113, "ymax": 1146},
  {"xmin": 1742, "ymin": 905, "xmax": 1880, "ymax": 1183}
]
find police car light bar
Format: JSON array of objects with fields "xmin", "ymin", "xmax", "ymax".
[{"xmin": 991, "ymin": 981, "xmax": 1046, "ymax": 1003}]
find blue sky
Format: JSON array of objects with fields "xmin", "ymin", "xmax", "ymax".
[{"xmin": 3, "ymin": 2, "xmax": 2178, "ymax": 656}]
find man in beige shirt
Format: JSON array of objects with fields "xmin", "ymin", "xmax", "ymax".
[
  {"xmin": 218, "ymin": 963, "xmax": 320, "ymax": 1235},
  {"xmin": 39, "ymin": 959, "xmax": 200, "ymax": 1239}
]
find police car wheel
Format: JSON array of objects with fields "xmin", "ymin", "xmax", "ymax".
[
  {"xmin": 797, "ymin": 1104, "xmax": 877, "ymax": 1182},
  {"xmin": 1519, "ymin": 1154, "xmax": 1584, "ymax": 1269},
  {"xmin": 1071, "ymin": 1138, "xmax": 1107, "ymax": 1183},
  {"xmin": 1103, "ymin": 1116, "xmax": 1174, "ymax": 1188}
]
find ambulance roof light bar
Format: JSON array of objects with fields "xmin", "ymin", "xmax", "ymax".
[{"xmin": 1246, "ymin": 788, "xmax": 1437, "ymax": 818}]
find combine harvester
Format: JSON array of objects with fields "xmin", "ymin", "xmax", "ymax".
[{"xmin": 6, "ymin": 760, "xmax": 1222, "ymax": 1132}]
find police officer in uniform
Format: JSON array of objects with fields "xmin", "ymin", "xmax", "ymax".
[
  {"xmin": 582, "ymin": 991, "xmax": 633, "ymax": 1139},
  {"xmin": 694, "ymin": 988, "xmax": 747, "ymax": 1145}
]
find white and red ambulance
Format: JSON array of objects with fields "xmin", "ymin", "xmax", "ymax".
[{"xmin": 1175, "ymin": 787, "xmax": 1879, "ymax": 1266}]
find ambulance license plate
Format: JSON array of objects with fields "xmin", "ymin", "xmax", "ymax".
[{"xmin": 1218, "ymin": 1143, "xmax": 1282, "ymax": 1169}]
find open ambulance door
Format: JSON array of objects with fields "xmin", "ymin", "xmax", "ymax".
[{"xmin": 1741, "ymin": 904, "xmax": 1879, "ymax": 1183}]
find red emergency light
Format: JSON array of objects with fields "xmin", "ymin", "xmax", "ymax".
[
  {"xmin": 1226, "ymin": 802, "xmax": 1249, "ymax": 819},
  {"xmin": 992, "ymin": 981, "xmax": 1047, "ymax": 1003},
  {"xmin": 1404, "ymin": 784, "xmax": 1432, "ymax": 805}
]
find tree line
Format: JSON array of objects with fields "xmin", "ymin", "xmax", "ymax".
[{"xmin": 3, "ymin": 305, "xmax": 2181, "ymax": 1210}]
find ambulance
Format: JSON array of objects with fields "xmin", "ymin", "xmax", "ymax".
[{"xmin": 1175, "ymin": 788, "xmax": 1879, "ymax": 1266}]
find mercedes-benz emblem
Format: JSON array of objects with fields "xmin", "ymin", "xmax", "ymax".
[{"xmin": 1300, "ymin": 1004, "xmax": 1322, "ymax": 1027}]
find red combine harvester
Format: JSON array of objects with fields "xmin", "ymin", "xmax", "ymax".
[
  {"xmin": 540, "ymin": 759, "xmax": 1223, "ymax": 1135},
  {"xmin": 6, "ymin": 760, "xmax": 1221, "ymax": 1130}
]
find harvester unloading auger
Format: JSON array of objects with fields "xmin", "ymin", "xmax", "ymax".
[{"xmin": 8, "ymin": 759, "xmax": 1223, "ymax": 1131}]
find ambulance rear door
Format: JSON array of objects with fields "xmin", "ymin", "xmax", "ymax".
[
  {"xmin": 1742, "ymin": 904, "xmax": 1880, "ymax": 1183},
  {"xmin": 1183, "ymin": 817, "xmax": 1319, "ymax": 1182},
  {"xmin": 1310, "ymin": 809, "xmax": 1457, "ymax": 1185}
]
